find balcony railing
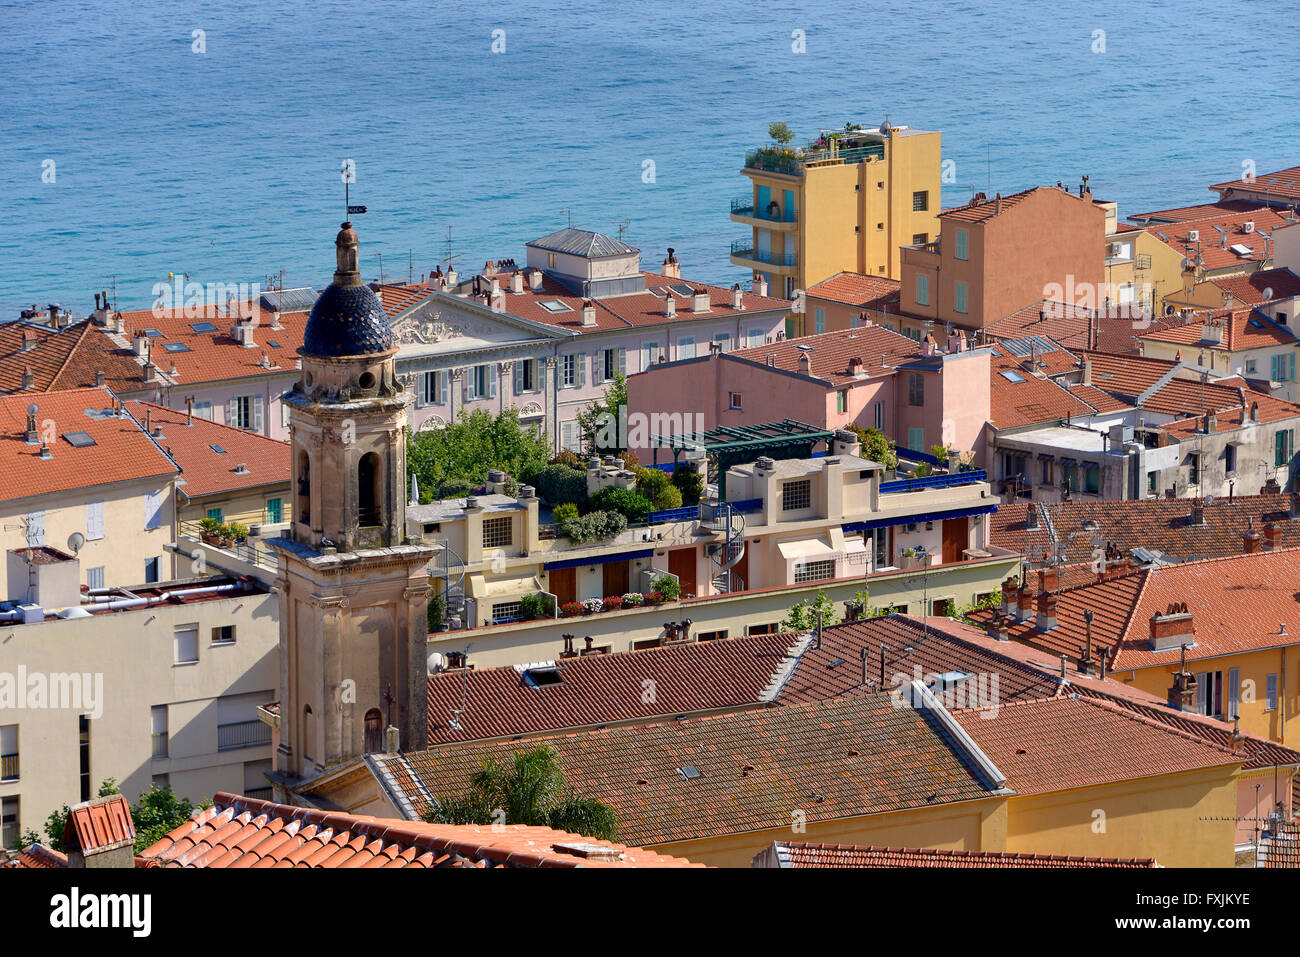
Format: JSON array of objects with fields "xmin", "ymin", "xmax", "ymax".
[
  {"xmin": 730, "ymin": 195, "xmax": 754, "ymax": 216},
  {"xmin": 731, "ymin": 196, "xmax": 796, "ymax": 224},
  {"xmin": 880, "ymin": 469, "xmax": 987, "ymax": 493},
  {"xmin": 730, "ymin": 240, "xmax": 796, "ymax": 266},
  {"xmin": 744, "ymin": 141, "xmax": 885, "ymax": 175},
  {"xmin": 179, "ymin": 519, "xmax": 278, "ymax": 571},
  {"xmin": 217, "ymin": 719, "xmax": 273, "ymax": 752},
  {"xmin": 152, "ymin": 733, "xmax": 168, "ymax": 759},
  {"xmin": 1, "ymin": 753, "xmax": 17, "ymax": 780}
]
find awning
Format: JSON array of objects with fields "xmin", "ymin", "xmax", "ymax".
[
  {"xmin": 469, "ymin": 571, "xmax": 544, "ymax": 600},
  {"xmin": 543, "ymin": 548, "xmax": 654, "ymax": 572},
  {"xmin": 842, "ymin": 503, "xmax": 998, "ymax": 533},
  {"xmin": 777, "ymin": 537, "xmax": 838, "ymax": 561}
]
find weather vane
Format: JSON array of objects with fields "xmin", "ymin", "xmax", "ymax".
[{"xmin": 341, "ymin": 159, "xmax": 367, "ymax": 219}]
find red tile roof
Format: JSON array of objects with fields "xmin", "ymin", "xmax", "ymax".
[
  {"xmin": 805, "ymin": 272, "xmax": 901, "ymax": 309},
  {"xmin": 425, "ymin": 631, "xmax": 807, "ymax": 745},
  {"xmin": 387, "ymin": 692, "xmax": 995, "ymax": 849},
  {"xmin": 1212, "ymin": 268, "xmax": 1300, "ymax": 306},
  {"xmin": 938, "ymin": 186, "xmax": 1067, "ymax": 224},
  {"xmin": 1211, "ymin": 166, "xmax": 1300, "ymax": 202},
  {"xmin": 1138, "ymin": 307, "xmax": 1298, "ymax": 351},
  {"xmin": 1084, "ymin": 350, "xmax": 1273, "ymax": 417},
  {"xmin": 125, "ymin": 401, "xmax": 289, "ymax": 498},
  {"xmin": 759, "ymin": 842, "xmax": 1158, "ymax": 868},
  {"xmin": 984, "ymin": 300, "xmax": 1097, "ymax": 352},
  {"xmin": 1145, "ymin": 208, "xmax": 1288, "ymax": 271},
  {"xmin": 726, "ymin": 324, "xmax": 923, "ymax": 386},
  {"xmin": 3, "ymin": 844, "xmax": 68, "ymax": 868},
  {"xmin": 0, "ymin": 387, "xmax": 178, "ymax": 503},
  {"xmin": 954, "ymin": 695, "xmax": 1242, "ymax": 795},
  {"xmin": 0, "ymin": 320, "xmax": 149, "ymax": 395},
  {"xmin": 137, "ymin": 792, "xmax": 701, "ymax": 868},
  {"xmin": 64, "ymin": 794, "xmax": 135, "ymax": 854},
  {"xmin": 1129, "ymin": 199, "xmax": 1267, "ymax": 224},
  {"xmin": 989, "ymin": 353, "xmax": 1100, "ymax": 429}
]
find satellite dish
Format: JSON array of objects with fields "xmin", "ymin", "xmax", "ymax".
[
  {"xmin": 427, "ymin": 652, "xmax": 445, "ymax": 673},
  {"xmin": 1263, "ymin": 287, "xmax": 1274, "ymax": 300},
  {"xmin": 67, "ymin": 532, "xmax": 85, "ymax": 554}
]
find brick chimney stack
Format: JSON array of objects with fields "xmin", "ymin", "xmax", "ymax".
[
  {"xmin": 1149, "ymin": 602, "xmax": 1194, "ymax": 651},
  {"xmin": 1244, "ymin": 517, "xmax": 1261, "ymax": 553},
  {"xmin": 1035, "ymin": 590, "xmax": 1058, "ymax": 632},
  {"xmin": 1016, "ymin": 579, "xmax": 1034, "ymax": 621},
  {"xmin": 1262, "ymin": 521, "xmax": 1283, "ymax": 551},
  {"xmin": 1000, "ymin": 575, "xmax": 1020, "ymax": 618},
  {"xmin": 1167, "ymin": 642, "xmax": 1198, "ymax": 712}
]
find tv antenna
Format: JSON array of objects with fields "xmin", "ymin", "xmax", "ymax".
[
  {"xmin": 440, "ymin": 226, "xmax": 463, "ymax": 271},
  {"xmin": 561, "ymin": 207, "xmax": 573, "ymax": 228},
  {"xmin": 616, "ymin": 220, "xmax": 630, "ymax": 241},
  {"xmin": 340, "ymin": 159, "xmax": 367, "ymax": 219}
]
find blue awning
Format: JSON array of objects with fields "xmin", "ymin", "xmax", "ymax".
[
  {"xmin": 543, "ymin": 548, "xmax": 654, "ymax": 572},
  {"xmin": 842, "ymin": 503, "xmax": 998, "ymax": 533}
]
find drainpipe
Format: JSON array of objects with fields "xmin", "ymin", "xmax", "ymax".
[{"xmin": 1282, "ymin": 646, "xmax": 1287, "ymax": 745}]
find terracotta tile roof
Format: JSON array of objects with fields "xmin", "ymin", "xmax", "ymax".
[
  {"xmin": 125, "ymin": 401, "xmax": 290, "ymax": 498},
  {"xmin": 1211, "ymin": 166, "xmax": 1300, "ymax": 202},
  {"xmin": 388, "ymin": 693, "xmax": 995, "ymax": 849},
  {"xmin": 1066, "ymin": 382, "xmax": 1133, "ymax": 413},
  {"xmin": 970, "ymin": 548, "xmax": 1300, "ymax": 672},
  {"xmin": 1160, "ymin": 391, "xmax": 1300, "ymax": 439},
  {"xmin": 760, "ymin": 842, "xmax": 1158, "ymax": 868},
  {"xmin": 989, "ymin": 356, "xmax": 1098, "ymax": 429},
  {"xmin": 64, "ymin": 794, "xmax": 135, "ymax": 854},
  {"xmin": 139, "ymin": 792, "xmax": 699, "ymax": 868},
  {"xmin": 1138, "ymin": 307, "xmax": 1298, "ymax": 351},
  {"xmin": 1129, "ymin": 199, "xmax": 1267, "ymax": 224},
  {"xmin": 726, "ymin": 324, "xmax": 923, "ymax": 386},
  {"xmin": 984, "ymin": 300, "xmax": 1097, "ymax": 352},
  {"xmin": 0, "ymin": 320, "xmax": 148, "ymax": 395},
  {"xmin": 425, "ymin": 631, "xmax": 808, "ymax": 745},
  {"xmin": 775, "ymin": 614, "xmax": 1058, "ymax": 705},
  {"xmin": 938, "ymin": 186, "xmax": 1054, "ymax": 224},
  {"xmin": 953, "ymin": 695, "xmax": 1242, "ymax": 795},
  {"xmin": 0, "ymin": 387, "xmax": 178, "ymax": 503},
  {"xmin": 1083, "ymin": 350, "xmax": 1268, "ymax": 417},
  {"xmin": 805, "ymin": 272, "xmax": 901, "ymax": 309},
  {"xmin": 1211, "ymin": 267, "xmax": 1300, "ymax": 306},
  {"xmin": 3, "ymin": 844, "xmax": 68, "ymax": 868},
  {"xmin": 989, "ymin": 495, "xmax": 1299, "ymax": 567},
  {"xmin": 1145, "ymin": 208, "xmax": 1288, "ymax": 271}
]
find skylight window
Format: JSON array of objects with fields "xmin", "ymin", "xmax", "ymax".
[
  {"xmin": 999, "ymin": 370, "xmax": 1026, "ymax": 383},
  {"xmin": 209, "ymin": 444, "xmax": 226, "ymax": 454},
  {"xmin": 667, "ymin": 282, "xmax": 695, "ymax": 298},
  {"xmin": 143, "ymin": 328, "xmax": 162, "ymax": 338},
  {"xmin": 164, "ymin": 342, "xmax": 191, "ymax": 352},
  {"xmin": 189, "ymin": 321, "xmax": 217, "ymax": 333},
  {"xmin": 62, "ymin": 431, "xmax": 97, "ymax": 448},
  {"xmin": 524, "ymin": 666, "xmax": 563, "ymax": 687},
  {"xmin": 539, "ymin": 300, "xmax": 572, "ymax": 313},
  {"xmin": 677, "ymin": 766, "xmax": 701, "ymax": 780},
  {"xmin": 268, "ymin": 340, "xmax": 282, "ymax": 348}
]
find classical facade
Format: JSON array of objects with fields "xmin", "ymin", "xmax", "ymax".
[{"xmin": 268, "ymin": 223, "xmax": 434, "ymax": 791}]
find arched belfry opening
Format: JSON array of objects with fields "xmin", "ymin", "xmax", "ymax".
[
  {"xmin": 358, "ymin": 452, "xmax": 381, "ymax": 527},
  {"xmin": 363, "ymin": 708, "xmax": 383, "ymax": 753},
  {"xmin": 297, "ymin": 450, "xmax": 312, "ymax": 527}
]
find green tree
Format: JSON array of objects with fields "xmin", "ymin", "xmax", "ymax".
[
  {"xmin": 849, "ymin": 425, "xmax": 898, "ymax": 470},
  {"xmin": 407, "ymin": 408, "xmax": 551, "ymax": 500},
  {"xmin": 782, "ymin": 590, "xmax": 840, "ymax": 631},
  {"xmin": 575, "ymin": 372, "xmax": 628, "ymax": 456},
  {"xmin": 672, "ymin": 465, "xmax": 705, "ymax": 505},
  {"xmin": 131, "ymin": 784, "xmax": 207, "ymax": 854},
  {"xmin": 424, "ymin": 744, "xmax": 618, "ymax": 841},
  {"xmin": 768, "ymin": 121, "xmax": 794, "ymax": 145}
]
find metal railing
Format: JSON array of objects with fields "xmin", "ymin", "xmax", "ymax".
[
  {"xmin": 730, "ymin": 240, "xmax": 796, "ymax": 266},
  {"xmin": 880, "ymin": 469, "xmax": 987, "ymax": 493},
  {"xmin": 0, "ymin": 753, "xmax": 17, "ymax": 780},
  {"xmin": 152, "ymin": 733, "xmax": 168, "ymax": 759},
  {"xmin": 179, "ymin": 520, "xmax": 278, "ymax": 571},
  {"xmin": 217, "ymin": 719, "xmax": 272, "ymax": 752},
  {"xmin": 731, "ymin": 196, "xmax": 796, "ymax": 223},
  {"xmin": 744, "ymin": 142, "xmax": 885, "ymax": 175},
  {"xmin": 730, "ymin": 196, "xmax": 755, "ymax": 216}
]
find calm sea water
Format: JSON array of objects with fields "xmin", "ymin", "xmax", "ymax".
[{"xmin": 1, "ymin": 0, "xmax": 1296, "ymax": 318}]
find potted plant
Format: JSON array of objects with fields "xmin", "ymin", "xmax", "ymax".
[
  {"xmin": 650, "ymin": 574, "xmax": 680, "ymax": 603},
  {"xmin": 560, "ymin": 601, "xmax": 584, "ymax": 618},
  {"xmin": 621, "ymin": 592, "xmax": 644, "ymax": 608},
  {"xmin": 602, "ymin": 595, "xmax": 623, "ymax": 613},
  {"xmin": 199, "ymin": 516, "xmax": 224, "ymax": 545},
  {"xmin": 229, "ymin": 522, "xmax": 250, "ymax": 544},
  {"xmin": 426, "ymin": 593, "xmax": 446, "ymax": 633},
  {"xmin": 581, "ymin": 597, "xmax": 604, "ymax": 616}
]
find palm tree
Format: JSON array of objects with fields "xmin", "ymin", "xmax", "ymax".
[{"xmin": 424, "ymin": 744, "xmax": 618, "ymax": 841}]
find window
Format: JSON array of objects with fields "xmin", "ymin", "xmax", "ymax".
[
  {"xmin": 145, "ymin": 489, "xmax": 164, "ymax": 530},
  {"xmin": 916, "ymin": 275, "xmax": 930, "ymax": 307},
  {"xmin": 678, "ymin": 336, "xmax": 695, "ymax": 360},
  {"xmin": 600, "ymin": 347, "xmax": 625, "ymax": 382},
  {"xmin": 1227, "ymin": 667, "xmax": 1240, "ymax": 720},
  {"xmin": 418, "ymin": 370, "xmax": 445, "ymax": 405},
  {"xmin": 1187, "ymin": 453, "xmax": 1200, "ymax": 486},
  {"xmin": 0, "ymin": 725, "xmax": 17, "ymax": 781},
  {"xmin": 1272, "ymin": 353, "xmax": 1297, "ymax": 382},
  {"xmin": 547, "ymin": 252, "xmax": 557, "ymax": 268},
  {"xmin": 515, "ymin": 359, "xmax": 537, "ymax": 394},
  {"xmin": 955, "ymin": 229, "xmax": 969, "ymax": 260},
  {"xmin": 1275, "ymin": 429, "xmax": 1294, "ymax": 467},
  {"xmin": 954, "ymin": 281, "xmax": 968, "ymax": 314},
  {"xmin": 152, "ymin": 705, "xmax": 168, "ymax": 758},
  {"xmin": 559, "ymin": 354, "xmax": 580, "ymax": 388},
  {"xmin": 491, "ymin": 601, "xmax": 522, "ymax": 622},
  {"xmin": 482, "ymin": 515, "xmax": 513, "ymax": 548},
  {"xmin": 908, "ymin": 426, "xmax": 924, "ymax": 451},
  {"xmin": 814, "ymin": 308, "xmax": 825, "ymax": 334},
  {"xmin": 78, "ymin": 714, "xmax": 91, "ymax": 802},
  {"xmin": 697, "ymin": 630, "xmax": 729, "ymax": 642},
  {"xmin": 1084, "ymin": 466, "xmax": 1100, "ymax": 494},
  {"xmin": 747, "ymin": 327, "xmax": 765, "ymax": 347},
  {"xmin": 782, "ymin": 479, "xmax": 811, "ymax": 511},
  {"xmin": 642, "ymin": 342, "xmax": 660, "ymax": 369},
  {"xmin": 911, "ymin": 233, "xmax": 928, "ymax": 246},
  {"xmin": 465, "ymin": 364, "xmax": 494, "ymax": 400},
  {"xmin": 1245, "ymin": 358, "xmax": 1257, "ymax": 374},
  {"xmin": 908, "ymin": 372, "xmax": 925, "ymax": 406},
  {"xmin": 358, "ymin": 452, "xmax": 381, "ymax": 526},
  {"xmin": 836, "ymin": 390, "xmax": 847, "ymax": 414},
  {"xmin": 1195, "ymin": 670, "xmax": 1224, "ymax": 718},
  {"xmin": 729, "ymin": 392, "xmax": 743, "ymax": 410},
  {"xmin": 1, "ymin": 796, "xmax": 18, "ymax": 850},
  {"xmin": 1147, "ymin": 470, "xmax": 1158, "ymax": 496},
  {"xmin": 228, "ymin": 395, "xmax": 264, "ymax": 432},
  {"xmin": 265, "ymin": 497, "xmax": 283, "ymax": 524},
  {"xmin": 364, "ymin": 709, "xmax": 383, "ymax": 754},
  {"xmin": 714, "ymin": 332, "xmax": 731, "ymax": 353},
  {"xmin": 85, "ymin": 501, "xmax": 104, "ymax": 540},
  {"xmin": 212, "ymin": 625, "xmax": 235, "ymax": 645},
  {"xmin": 1225, "ymin": 445, "xmax": 1236, "ymax": 474},
  {"xmin": 1040, "ymin": 458, "xmax": 1053, "ymax": 485},
  {"xmin": 86, "ymin": 566, "xmax": 104, "ymax": 590},
  {"xmin": 207, "ymin": 507, "xmax": 224, "ymax": 522},
  {"xmin": 174, "ymin": 624, "xmax": 199, "ymax": 664},
  {"xmin": 144, "ymin": 556, "xmax": 160, "ymax": 583},
  {"xmin": 912, "ymin": 190, "xmax": 929, "ymax": 212},
  {"xmin": 561, "ymin": 420, "xmax": 581, "ymax": 452},
  {"xmin": 794, "ymin": 559, "xmax": 835, "ymax": 583},
  {"xmin": 874, "ymin": 401, "xmax": 884, "ymax": 430},
  {"xmin": 1063, "ymin": 464, "xmax": 1078, "ymax": 491},
  {"xmin": 745, "ymin": 622, "xmax": 781, "ymax": 635},
  {"xmin": 1268, "ymin": 673, "xmax": 1279, "ymax": 711}
]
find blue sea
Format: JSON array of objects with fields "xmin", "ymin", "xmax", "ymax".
[{"xmin": 1, "ymin": 0, "xmax": 1296, "ymax": 319}]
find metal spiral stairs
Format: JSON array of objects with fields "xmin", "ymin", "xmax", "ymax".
[
  {"xmin": 429, "ymin": 539, "xmax": 468, "ymax": 628},
  {"xmin": 706, "ymin": 501, "xmax": 746, "ymax": 594}
]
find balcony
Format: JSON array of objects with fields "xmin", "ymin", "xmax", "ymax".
[
  {"xmin": 218, "ymin": 719, "xmax": 273, "ymax": 752},
  {"xmin": 730, "ymin": 195, "xmax": 798, "ymax": 230},
  {"xmin": 743, "ymin": 139, "xmax": 885, "ymax": 177},
  {"xmin": 729, "ymin": 239, "xmax": 798, "ymax": 275},
  {"xmin": 1, "ymin": 753, "xmax": 17, "ymax": 780}
]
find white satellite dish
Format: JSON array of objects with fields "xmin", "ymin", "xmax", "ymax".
[
  {"xmin": 427, "ymin": 652, "xmax": 446, "ymax": 673},
  {"xmin": 67, "ymin": 532, "xmax": 85, "ymax": 555}
]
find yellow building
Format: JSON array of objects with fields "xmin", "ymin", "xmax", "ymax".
[{"xmin": 730, "ymin": 121, "xmax": 941, "ymax": 329}]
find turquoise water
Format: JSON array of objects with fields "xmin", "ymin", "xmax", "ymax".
[{"xmin": 1, "ymin": 0, "xmax": 1296, "ymax": 318}]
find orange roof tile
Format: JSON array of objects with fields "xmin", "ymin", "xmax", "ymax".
[
  {"xmin": 938, "ymin": 186, "xmax": 1052, "ymax": 224},
  {"xmin": 1145, "ymin": 208, "xmax": 1288, "ymax": 271},
  {"xmin": 0, "ymin": 320, "xmax": 147, "ymax": 395},
  {"xmin": 989, "ymin": 358, "xmax": 1098, "ymax": 429},
  {"xmin": 125, "ymin": 401, "xmax": 289, "ymax": 498},
  {"xmin": 726, "ymin": 324, "xmax": 923, "ymax": 386},
  {"xmin": 761, "ymin": 842, "xmax": 1158, "ymax": 868},
  {"xmin": 1129, "ymin": 199, "xmax": 1267, "ymax": 224},
  {"xmin": 1211, "ymin": 166, "xmax": 1300, "ymax": 202},
  {"xmin": 64, "ymin": 794, "xmax": 135, "ymax": 854},
  {"xmin": 805, "ymin": 272, "xmax": 901, "ymax": 309},
  {"xmin": 139, "ymin": 792, "xmax": 700, "ymax": 868},
  {"xmin": 1138, "ymin": 307, "xmax": 1298, "ymax": 351},
  {"xmin": 0, "ymin": 387, "xmax": 178, "ymax": 503},
  {"xmin": 1212, "ymin": 267, "xmax": 1300, "ymax": 306}
]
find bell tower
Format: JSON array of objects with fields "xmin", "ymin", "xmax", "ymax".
[{"xmin": 270, "ymin": 222, "xmax": 434, "ymax": 790}]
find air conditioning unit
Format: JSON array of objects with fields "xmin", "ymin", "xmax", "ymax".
[
  {"xmin": 1244, "ymin": 221, "xmax": 1256, "ymax": 233},
  {"xmin": 1187, "ymin": 229, "xmax": 1200, "ymax": 242}
]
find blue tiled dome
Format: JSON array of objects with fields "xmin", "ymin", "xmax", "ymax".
[{"xmin": 302, "ymin": 282, "xmax": 393, "ymax": 357}]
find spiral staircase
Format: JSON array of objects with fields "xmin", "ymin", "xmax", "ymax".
[{"xmin": 706, "ymin": 501, "xmax": 746, "ymax": 594}]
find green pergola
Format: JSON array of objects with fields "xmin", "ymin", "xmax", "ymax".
[{"xmin": 649, "ymin": 419, "xmax": 835, "ymax": 500}]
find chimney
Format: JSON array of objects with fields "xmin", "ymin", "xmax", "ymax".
[
  {"xmin": 754, "ymin": 275, "xmax": 769, "ymax": 297},
  {"xmin": 1263, "ymin": 521, "xmax": 1283, "ymax": 551},
  {"xmin": 133, "ymin": 331, "xmax": 150, "ymax": 358},
  {"xmin": 1037, "ymin": 566, "xmax": 1060, "ymax": 593},
  {"xmin": 1190, "ymin": 500, "xmax": 1205, "ymax": 526},
  {"xmin": 661, "ymin": 248, "xmax": 680, "ymax": 280},
  {"xmin": 22, "ymin": 366, "xmax": 34, "ymax": 389},
  {"xmin": 62, "ymin": 795, "xmax": 136, "ymax": 869},
  {"xmin": 848, "ymin": 357, "xmax": 865, "ymax": 377},
  {"xmin": 663, "ymin": 295, "xmax": 676, "ymax": 319},
  {"xmin": 144, "ymin": 407, "xmax": 152, "ymax": 435},
  {"xmin": 25, "ymin": 404, "xmax": 39, "ymax": 442},
  {"xmin": 185, "ymin": 395, "xmax": 194, "ymax": 426},
  {"xmin": 1035, "ymin": 590, "xmax": 1058, "ymax": 632},
  {"xmin": 269, "ymin": 308, "xmax": 283, "ymax": 330},
  {"xmin": 1167, "ymin": 642, "xmax": 1198, "ymax": 712},
  {"xmin": 1290, "ymin": 490, "xmax": 1300, "ymax": 519},
  {"xmin": 21, "ymin": 330, "xmax": 37, "ymax": 353},
  {"xmin": 94, "ymin": 369, "xmax": 105, "ymax": 387},
  {"xmin": 143, "ymin": 361, "xmax": 157, "ymax": 383},
  {"xmin": 1244, "ymin": 516, "xmax": 1261, "ymax": 553},
  {"xmin": 1016, "ymin": 580, "xmax": 1034, "ymax": 621},
  {"xmin": 1250, "ymin": 401, "xmax": 1260, "ymax": 423},
  {"xmin": 1000, "ymin": 575, "xmax": 1020, "ymax": 617},
  {"xmin": 1149, "ymin": 602, "xmax": 1194, "ymax": 652},
  {"xmin": 490, "ymin": 286, "xmax": 506, "ymax": 312},
  {"xmin": 510, "ymin": 271, "xmax": 524, "ymax": 294},
  {"xmin": 797, "ymin": 351, "xmax": 811, "ymax": 376},
  {"xmin": 384, "ymin": 725, "xmax": 400, "ymax": 754},
  {"xmin": 529, "ymin": 268, "xmax": 543, "ymax": 290},
  {"xmin": 1079, "ymin": 609, "xmax": 1095, "ymax": 675},
  {"xmin": 731, "ymin": 283, "xmax": 744, "ymax": 309},
  {"xmin": 1082, "ymin": 354, "xmax": 1092, "ymax": 386},
  {"xmin": 692, "ymin": 289, "xmax": 710, "ymax": 313}
]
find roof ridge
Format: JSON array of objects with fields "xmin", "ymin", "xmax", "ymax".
[
  {"xmin": 130, "ymin": 399, "xmax": 291, "ymax": 446},
  {"xmin": 1068, "ymin": 692, "xmax": 1244, "ymax": 759},
  {"xmin": 41, "ymin": 319, "xmax": 95, "ymax": 392}
]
